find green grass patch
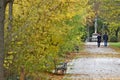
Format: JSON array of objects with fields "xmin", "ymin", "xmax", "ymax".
[{"xmin": 109, "ymin": 42, "xmax": 120, "ymax": 48}]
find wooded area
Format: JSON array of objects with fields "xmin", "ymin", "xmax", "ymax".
[{"xmin": 0, "ymin": 0, "xmax": 120, "ymax": 80}]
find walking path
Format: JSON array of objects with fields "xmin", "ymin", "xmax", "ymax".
[
  {"xmin": 64, "ymin": 42, "xmax": 120, "ymax": 80},
  {"xmin": 85, "ymin": 42, "xmax": 118, "ymax": 54}
]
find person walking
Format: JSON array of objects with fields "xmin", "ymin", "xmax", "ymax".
[
  {"xmin": 97, "ymin": 33, "xmax": 101, "ymax": 47},
  {"xmin": 103, "ymin": 32, "xmax": 108, "ymax": 47}
]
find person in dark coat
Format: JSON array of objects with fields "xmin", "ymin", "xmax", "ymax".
[
  {"xmin": 97, "ymin": 33, "xmax": 101, "ymax": 47},
  {"xmin": 103, "ymin": 32, "xmax": 108, "ymax": 47}
]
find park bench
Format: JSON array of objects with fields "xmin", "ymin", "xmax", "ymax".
[{"xmin": 55, "ymin": 62, "xmax": 67, "ymax": 74}]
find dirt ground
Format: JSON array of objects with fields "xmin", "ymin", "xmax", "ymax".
[{"xmin": 46, "ymin": 52, "xmax": 80, "ymax": 80}]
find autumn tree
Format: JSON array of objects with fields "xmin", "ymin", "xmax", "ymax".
[
  {"xmin": 0, "ymin": 0, "xmax": 14, "ymax": 80},
  {"xmin": 0, "ymin": 1, "xmax": 6, "ymax": 79},
  {"xmin": 87, "ymin": 0, "xmax": 120, "ymax": 41},
  {"xmin": 4, "ymin": 0, "xmax": 90, "ymax": 79},
  {"xmin": 96, "ymin": 0, "xmax": 120, "ymax": 41}
]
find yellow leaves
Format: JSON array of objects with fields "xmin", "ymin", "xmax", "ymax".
[
  {"xmin": 49, "ymin": 45, "xmax": 59, "ymax": 53},
  {"xmin": 70, "ymin": 0, "xmax": 79, "ymax": 2},
  {"xmin": 109, "ymin": 22, "xmax": 120, "ymax": 29},
  {"xmin": 4, "ymin": 0, "xmax": 90, "ymax": 75},
  {"xmin": 52, "ymin": 34, "xmax": 63, "ymax": 44},
  {"xmin": 99, "ymin": 0, "xmax": 120, "ymax": 23},
  {"xmin": 77, "ymin": 36, "xmax": 80, "ymax": 40},
  {"xmin": 66, "ymin": 12, "xmax": 75, "ymax": 19},
  {"xmin": 60, "ymin": 0, "xmax": 78, "ymax": 3},
  {"xmin": 8, "ymin": 51, "xmax": 14, "ymax": 54},
  {"xmin": 60, "ymin": 0, "xmax": 68, "ymax": 2},
  {"xmin": 17, "ymin": 41, "xmax": 23, "ymax": 45},
  {"xmin": 85, "ymin": 11, "xmax": 95, "ymax": 25},
  {"xmin": 60, "ymin": 0, "xmax": 80, "ymax": 3},
  {"xmin": 52, "ymin": 14, "xmax": 65, "ymax": 21}
]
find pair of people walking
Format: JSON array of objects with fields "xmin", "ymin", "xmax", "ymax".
[{"xmin": 97, "ymin": 32, "xmax": 108, "ymax": 47}]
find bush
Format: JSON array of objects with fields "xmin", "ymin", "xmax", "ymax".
[{"xmin": 110, "ymin": 35, "xmax": 118, "ymax": 42}]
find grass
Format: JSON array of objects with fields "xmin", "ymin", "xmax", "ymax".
[
  {"xmin": 109, "ymin": 42, "xmax": 120, "ymax": 53},
  {"xmin": 109, "ymin": 42, "xmax": 120, "ymax": 48}
]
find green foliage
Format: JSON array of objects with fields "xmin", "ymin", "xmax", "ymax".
[
  {"xmin": 110, "ymin": 35, "xmax": 118, "ymax": 42},
  {"xmin": 88, "ymin": 0, "xmax": 120, "ymax": 41},
  {"xmin": 99, "ymin": 0, "xmax": 120, "ymax": 41}
]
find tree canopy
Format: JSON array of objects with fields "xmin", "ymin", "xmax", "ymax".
[{"xmin": 4, "ymin": 0, "xmax": 92, "ymax": 79}]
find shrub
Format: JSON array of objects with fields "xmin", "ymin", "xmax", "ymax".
[{"xmin": 110, "ymin": 35, "xmax": 118, "ymax": 42}]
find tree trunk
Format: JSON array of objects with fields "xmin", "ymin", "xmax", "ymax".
[
  {"xmin": 0, "ymin": 0, "xmax": 5, "ymax": 80},
  {"xmin": 115, "ymin": 27, "xmax": 120, "ymax": 41},
  {"xmin": 20, "ymin": 66, "xmax": 25, "ymax": 80},
  {"xmin": 8, "ymin": 0, "xmax": 13, "ymax": 31}
]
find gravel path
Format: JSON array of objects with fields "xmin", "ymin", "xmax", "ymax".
[
  {"xmin": 64, "ymin": 42, "xmax": 120, "ymax": 80},
  {"xmin": 85, "ymin": 42, "xmax": 118, "ymax": 54}
]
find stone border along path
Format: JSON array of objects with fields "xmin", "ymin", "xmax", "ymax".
[{"xmin": 63, "ymin": 42, "xmax": 120, "ymax": 80}]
